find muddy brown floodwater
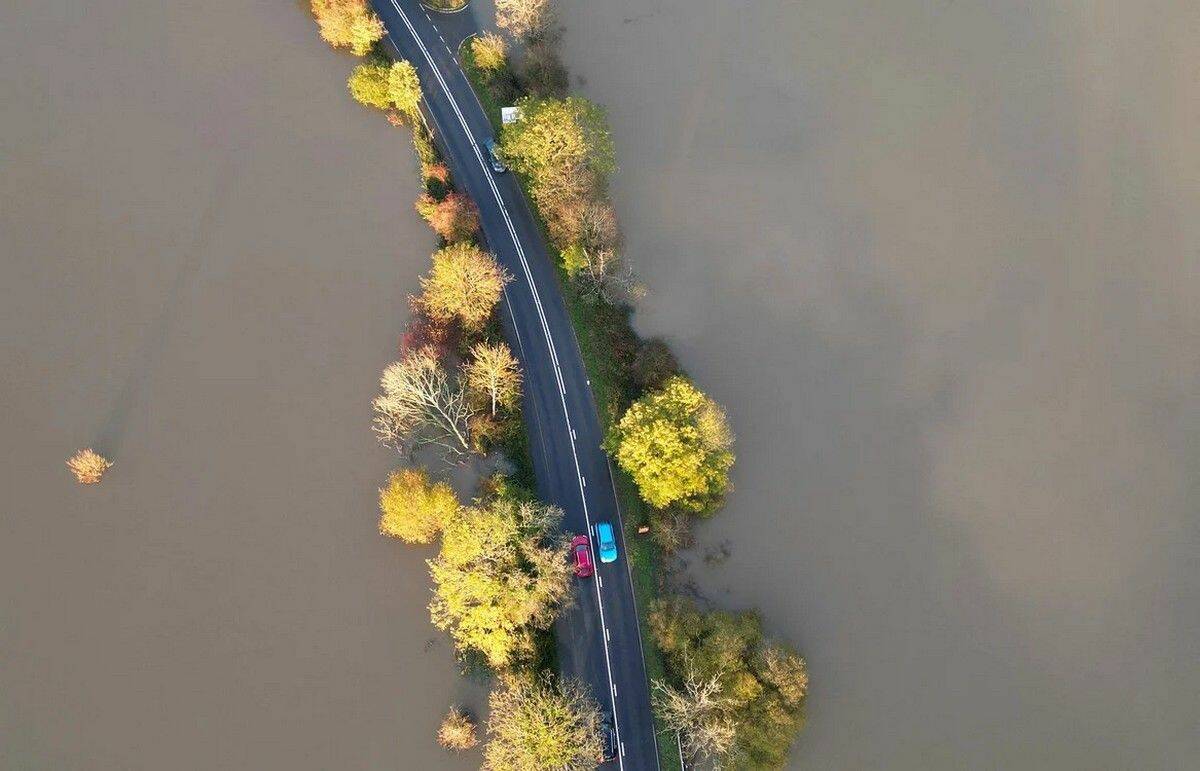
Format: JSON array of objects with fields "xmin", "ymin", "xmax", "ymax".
[
  {"xmin": 0, "ymin": 1, "xmax": 485, "ymax": 768},
  {"xmin": 558, "ymin": 0, "xmax": 1199, "ymax": 768}
]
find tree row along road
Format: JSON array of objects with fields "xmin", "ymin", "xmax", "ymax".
[{"xmin": 368, "ymin": 1, "xmax": 660, "ymax": 768}]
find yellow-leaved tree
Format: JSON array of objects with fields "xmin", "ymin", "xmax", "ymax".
[
  {"xmin": 311, "ymin": 0, "xmax": 384, "ymax": 56},
  {"xmin": 604, "ymin": 376, "xmax": 734, "ymax": 512},
  {"xmin": 464, "ymin": 341, "xmax": 523, "ymax": 416},
  {"xmin": 378, "ymin": 467, "xmax": 460, "ymax": 544},
  {"xmin": 483, "ymin": 673, "xmax": 603, "ymax": 771},
  {"xmin": 419, "ymin": 243, "xmax": 511, "ymax": 331},
  {"xmin": 428, "ymin": 497, "xmax": 568, "ymax": 669}
]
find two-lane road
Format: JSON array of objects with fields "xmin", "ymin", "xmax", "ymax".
[{"xmin": 369, "ymin": 2, "xmax": 659, "ymax": 768}]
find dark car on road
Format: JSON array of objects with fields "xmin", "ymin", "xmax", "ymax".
[
  {"xmin": 483, "ymin": 137, "xmax": 506, "ymax": 173},
  {"xmin": 599, "ymin": 712, "xmax": 617, "ymax": 763}
]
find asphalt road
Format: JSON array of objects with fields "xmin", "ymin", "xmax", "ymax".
[{"xmin": 369, "ymin": 2, "xmax": 660, "ymax": 768}]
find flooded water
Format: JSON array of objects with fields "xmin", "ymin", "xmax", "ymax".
[
  {"xmin": 559, "ymin": 0, "xmax": 1199, "ymax": 768},
  {"xmin": 0, "ymin": 1, "xmax": 484, "ymax": 768}
]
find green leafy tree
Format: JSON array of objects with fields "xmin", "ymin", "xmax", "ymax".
[
  {"xmin": 429, "ymin": 497, "xmax": 569, "ymax": 669},
  {"xmin": 604, "ymin": 376, "xmax": 734, "ymax": 512},
  {"xmin": 378, "ymin": 467, "xmax": 460, "ymax": 544},
  {"xmin": 311, "ymin": 0, "xmax": 384, "ymax": 56},
  {"xmin": 419, "ymin": 243, "xmax": 511, "ymax": 331},
  {"xmin": 483, "ymin": 673, "xmax": 603, "ymax": 771}
]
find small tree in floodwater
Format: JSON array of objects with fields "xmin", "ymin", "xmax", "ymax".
[
  {"xmin": 438, "ymin": 706, "xmax": 479, "ymax": 751},
  {"xmin": 67, "ymin": 449, "xmax": 112, "ymax": 485}
]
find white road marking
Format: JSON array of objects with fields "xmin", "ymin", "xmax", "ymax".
[
  {"xmin": 621, "ymin": 742, "xmax": 627, "ymax": 758},
  {"xmin": 605, "ymin": 627, "xmax": 611, "ymax": 642},
  {"xmin": 380, "ymin": 4, "xmax": 636, "ymax": 768},
  {"xmin": 598, "ymin": 575, "xmax": 603, "ymax": 588},
  {"xmin": 582, "ymin": 476, "xmax": 587, "ymax": 488}
]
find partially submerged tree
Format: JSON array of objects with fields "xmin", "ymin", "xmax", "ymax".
[
  {"xmin": 387, "ymin": 59, "xmax": 423, "ymax": 122},
  {"xmin": 415, "ymin": 191, "xmax": 480, "ymax": 243},
  {"xmin": 604, "ymin": 376, "xmax": 734, "ymax": 512},
  {"xmin": 438, "ymin": 706, "xmax": 479, "ymax": 751},
  {"xmin": 649, "ymin": 597, "xmax": 808, "ymax": 769},
  {"xmin": 67, "ymin": 449, "xmax": 112, "ymax": 485},
  {"xmin": 499, "ymin": 97, "xmax": 614, "ymax": 219},
  {"xmin": 419, "ymin": 243, "xmax": 511, "ymax": 331},
  {"xmin": 495, "ymin": 0, "xmax": 555, "ymax": 42},
  {"xmin": 471, "ymin": 32, "xmax": 509, "ymax": 72},
  {"xmin": 653, "ymin": 669, "xmax": 738, "ymax": 769},
  {"xmin": 348, "ymin": 62, "xmax": 393, "ymax": 110},
  {"xmin": 378, "ymin": 467, "xmax": 460, "ymax": 544},
  {"xmin": 311, "ymin": 0, "xmax": 384, "ymax": 56},
  {"xmin": 429, "ymin": 497, "xmax": 569, "ymax": 669},
  {"xmin": 483, "ymin": 673, "xmax": 603, "ymax": 771},
  {"xmin": 348, "ymin": 60, "xmax": 423, "ymax": 118},
  {"xmin": 372, "ymin": 347, "xmax": 474, "ymax": 460},
  {"xmin": 464, "ymin": 341, "xmax": 523, "ymax": 416}
]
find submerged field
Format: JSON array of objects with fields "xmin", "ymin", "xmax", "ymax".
[
  {"xmin": 0, "ymin": 1, "xmax": 486, "ymax": 768},
  {"xmin": 558, "ymin": 0, "xmax": 1199, "ymax": 768}
]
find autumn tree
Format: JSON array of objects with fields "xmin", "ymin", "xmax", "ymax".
[
  {"xmin": 378, "ymin": 467, "xmax": 460, "ymax": 544},
  {"xmin": 471, "ymin": 32, "xmax": 509, "ymax": 72},
  {"xmin": 349, "ymin": 60, "xmax": 422, "ymax": 118},
  {"xmin": 348, "ymin": 62, "xmax": 392, "ymax": 110},
  {"xmin": 372, "ymin": 347, "xmax": 474, "ymax": 460},
  {"xmin": 415, "ymin": 191, "xmax": 480, "ymax": 242},
  {"xmin": 419, "ymin": 243, "xmax": 511, "ymax": 331},
  {"xmin": 465, "ymin": 341, "xmax": 523, "ymax": 416},
  {"xmin": 483, "ymin": 673, "xmax": 603, "ymax": 771},
  {"xmin": 604, "ymin": 376, "xmax": 734, "ymax": 512},
  {"xmin": 438, "ymin": 706, "xmax": 479, "ymax": 751},
  {"xmin": 67, "ymin": 449, "xmax": 112, "ymax": 485},
  {"xmin": 429, "ymin": 497, "xmax": 569, "ymax": 669},
  {"xmin": 495, "ymin": 0, "xmax": 555, "ymax": 42},
  {"xmin": 387, "ymin": 59, "xmax": 423, "ymax": 122},
  {"xmin": 311, "ymin": 0, "xmax": 384, "ymax": 56},
  {"xmin": 499, "ymin": 97, "xmax": 614, "ymax": 220},
  {"xmin": 653, "ymin": 669, "xmax": 738, "ymax": 768},
  {"xmin": 649, "ymin": 597, "xmax": 808, "ymax": 769}
]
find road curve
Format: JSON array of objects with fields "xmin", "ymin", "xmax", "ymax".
[{"xmin": 369, "ymin": 2, "xmax": 660, "ymax": 768}]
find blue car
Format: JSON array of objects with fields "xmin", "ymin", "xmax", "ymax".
[{"xmin": 596, "ymin": 521, "xmax": 618, "ymax": 563}]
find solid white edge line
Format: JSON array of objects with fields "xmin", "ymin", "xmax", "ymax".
[{"xmin": 380, "ymin": 3, "xmax": 632, "ymax": 768}]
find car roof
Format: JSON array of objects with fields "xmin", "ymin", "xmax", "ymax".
[{"xmin": 597, "ymin": 522, "xmax": 614, "ymax": 537}]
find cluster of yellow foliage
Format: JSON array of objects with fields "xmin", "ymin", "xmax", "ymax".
[
  {"xmin": 66, "ymin": 448, "xmax": 112, "ymax": 485},
  {"xmin": 419, "ymin": 243, "xmax": 511, "ymax": 331},
  {"xmin": 429, "ymin": 499, "xmax": 568, "ymax": 670},
  {"xmin": 483, "ymin": 673, "xmax": 602, "ymax": 771},
  {"xmin": 310, "ymin": 0, "xmax": 384, "ymax": 56},
  {"xmin": 378, "ymin": 467, "xmax": 460, "ymax": 544},
  {"xmin": 471, "ymin": 32, "xmax": 509, "ymax": 72},
  {"xmin": 437, "ymin": 706, "xmax": 479, "ymax": 751},
  {"xmin": 605, "ymin": 376, "xmax": 734, "ymax": 512}
]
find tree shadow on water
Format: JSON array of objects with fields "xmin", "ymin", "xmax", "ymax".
[{"xmin": 92, "ymin": 161, "xmax": 238, "ymax": 459}]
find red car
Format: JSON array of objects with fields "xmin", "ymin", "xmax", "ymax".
[{"xmin": 571, "ymin": 534, "xmax": 594, "ymax": 578}]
